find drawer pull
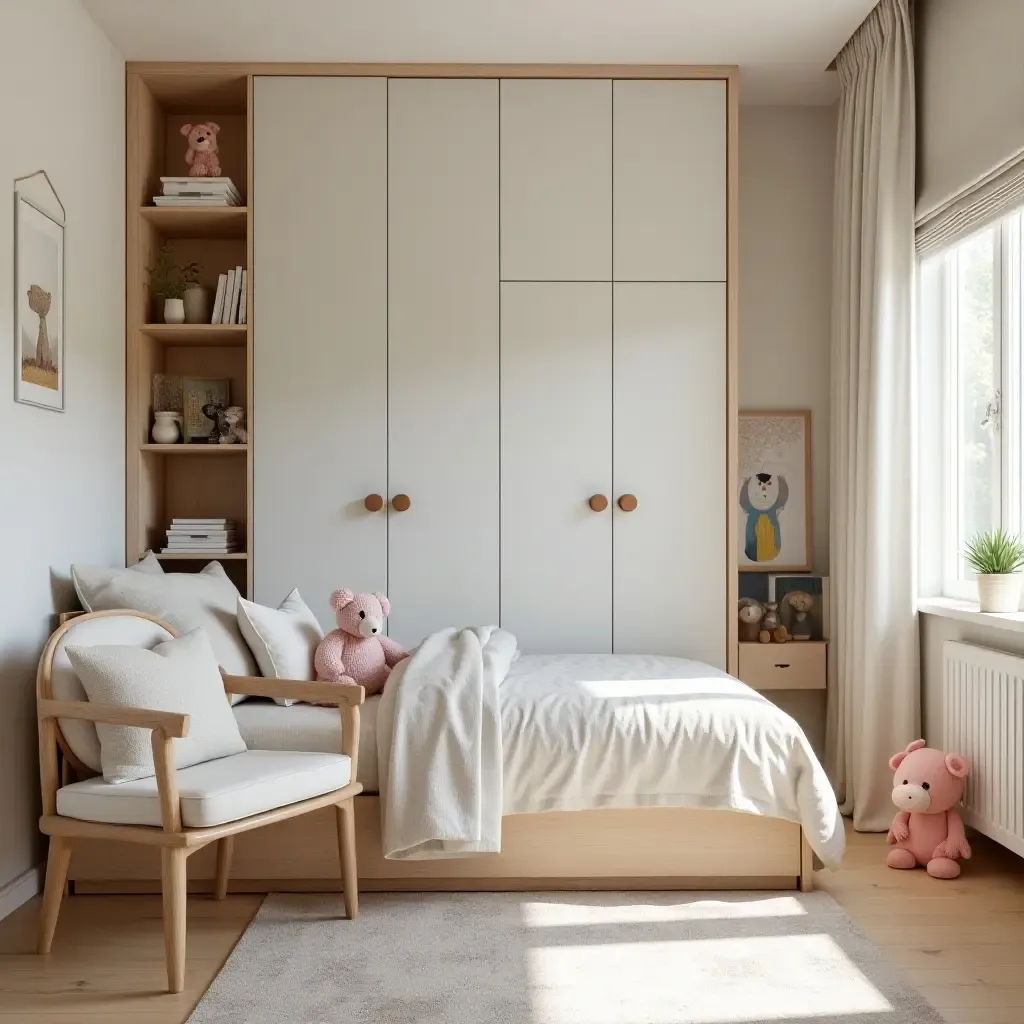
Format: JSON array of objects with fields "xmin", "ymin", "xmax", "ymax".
[{"xmin": 774, "ymin": 663, "xmax": 791, "ymax": 669}]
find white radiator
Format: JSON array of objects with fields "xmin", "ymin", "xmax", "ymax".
[{"xmin": 942, "ymin": 640, "xmax": 1024, "ymax": 858}]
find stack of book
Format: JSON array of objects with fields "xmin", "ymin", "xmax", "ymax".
[
  {"xmin": 162, "ymin": 518, "xmax": 239, "ymax": 556},
  {"xmin": 153, "ymin": 177, "xmax": 242, "ymax": 207},
  {"xmin": 211, "ymin": 266, "xmax": 247, "ymax": 325}
]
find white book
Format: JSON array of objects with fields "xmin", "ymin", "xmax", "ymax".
[
  {"xmin": 228, "ymin": 265, "xmax": 243, "ymax": 325},
  {"xmin": 162, "ymin": 182, "xmax": 240, "ymax": 198},
  {"xmin": 220, "ymin": 268, "xmax": 236, "ymax": 324},
  {"xmin": 161, "ymin": 176, "xmax": 235, "ymax": 185},
  {"xmin": 238, "ymin": 269, "xmax": 247, "ymax": 325},
  {"xmin": 162, "ymin": 548, "xmax": 236, "ymax": 555},
  {"xmin": 210, "ymin": 273, "xmax": 228, "ymax": 325},
  {"xmin": 171, "ymin": 518, "xmax": 234, "ymax": 525},
  {"xmin": 152, "ymin": 196, "xmax": 234, "ymax": 207},
  {"xmin": 167, "ymin": 532, "xmax": 237, "ymax": 540}
]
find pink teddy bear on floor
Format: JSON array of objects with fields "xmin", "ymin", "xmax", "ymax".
[
  {"xmin": 313, "ymin": 590, "xmax": 406, "ymax": 697},
  {"xmin": 180, "ymin": 122, "xmax": 221, "ymax": 177},
  {"xmin": 886, "ymin": 739, "xmax": 972, "ymax": 879}
]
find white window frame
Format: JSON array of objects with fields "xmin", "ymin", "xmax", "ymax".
[{"xmin": 919, "ymin": 211, "xmax": 1024, "ymax": 602}]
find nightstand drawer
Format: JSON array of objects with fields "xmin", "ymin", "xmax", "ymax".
[{"xmin": 738, "ymin": 642, "xmax": 827, "ymax": 691}]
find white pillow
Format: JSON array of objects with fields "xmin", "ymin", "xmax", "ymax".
[
  {"xmin": 237, "ymin": 589, "xmax": 324, "ymax": 707},
  {"xmin": 132, "ymin": 552, "xmax": 165, "ymax": 575},
  {"xmin": 71, "ymin": 560, "xmax": 257, "ymax": 703},
  {"xmin": 66, "ymin": 628, "xmax": 246, "ymax": 784}
]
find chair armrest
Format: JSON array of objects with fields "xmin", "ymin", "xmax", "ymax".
[
  {"xmin": 220, "ymin": 672, "xmax": 365, "ymax": 707},
  {"xmin": 38, "ymin": 698, "xmax": 189, "ymax": 738}
]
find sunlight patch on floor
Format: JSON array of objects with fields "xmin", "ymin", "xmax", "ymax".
[
  {"xmin": 527, "ymin": 933, "xmax": 892, "ymax": 1023},
  {"xmin": 521, "ymin": 895, "xmax": 808, "ymax": 928}
]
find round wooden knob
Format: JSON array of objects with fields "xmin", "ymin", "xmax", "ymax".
[
  {"xmin": 391, "ymin": 494, "xmax": 411, "ymax": 512},
  {"xmin": 618, "ymin": 494, "xmax": 638, "ymax": 512},
  {"xmin": 364, "ymin": 493, "xmax": 384, "ymax": 512},
  {"xmin": 588, "ymin": 494, "xmax": 609, "ymax": 512}
]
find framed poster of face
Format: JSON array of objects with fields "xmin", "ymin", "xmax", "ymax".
[
  {"xmin": 738, "ymin": 410, "xmax": 812, "ymax": 572},
  {"xmin": 14, "ymin": 193, "xmax": 65, "ymax": 411}
]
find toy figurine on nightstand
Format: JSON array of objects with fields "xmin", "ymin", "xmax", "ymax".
[{"xmin": 784, "ymin": 591, "xmax": 815, "ymax": 641}]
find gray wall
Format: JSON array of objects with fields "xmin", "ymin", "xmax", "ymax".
[
  {"xmin": 739, "ymin": 104, "xmax": 836, "ymax": 755},
  {"xmin": 0, "ymin": 0, "xmax": 124, "ymax": 893}
]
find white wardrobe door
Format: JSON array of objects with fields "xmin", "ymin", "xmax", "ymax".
[
  {"xmin": 501, "ymin": 283, "xmax": 612, "ymax": 653},
  {"xmin": 500, "ymin": 79, "xmax": 611, "ymax": 281},
  {"xmin": 613, "ymin": 283, "xmax": 727, "ymax": 666},
  {"xmin": 387, "ymin": 79, "xmax": 500, "ymax": 646},
  {"xmin": 253, "ymin": 77, "xmax": 387, "ymax": 631},
  {"xmin": 613, "ymin": 80, "xmax": 727, "ymax": 282}
]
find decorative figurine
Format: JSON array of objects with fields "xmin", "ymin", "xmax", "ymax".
[
  {"xmin": 784, "ymin": 590, "xmax": 815, "ymax": 641},
  {"xmin": 738, "ymin": 598, "xmax": 765, "ymax": 643}
]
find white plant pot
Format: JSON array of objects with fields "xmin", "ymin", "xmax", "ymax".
[
  {"xmin": 151, "ymin": 411, "xmax": 183, "ymax": 444},
  {"xmin": 977, "ymin": 573, "xmax": 1023, "ymax": 613},
  {"xmin": 163, "ymin": 298, "xmax": 185, "ymax": 324}
]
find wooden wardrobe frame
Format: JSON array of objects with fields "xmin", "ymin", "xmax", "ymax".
[{"xmin": 105, "ymin": 62, "xmax": 803, "ymax": 895}]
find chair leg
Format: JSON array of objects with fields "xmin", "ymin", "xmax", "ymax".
[
  {"xmin": 37, "ymin": 836, "xmax": 72, "ymax": 955},
  {"xmin": 214, "ymin": 836, "xmax": 234, "ymax": 901},
  {"xmin": 161, "ymin": 848, "xmax": 188, "ymax": 994},
  {"xmin": 336, "ymin": 799, "xmax": 358, "ymax": 920}
]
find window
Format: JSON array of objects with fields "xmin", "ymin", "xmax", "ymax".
[{"xmin": 919, "ymin": 211, "xmax": 1024, "ymax": 599}]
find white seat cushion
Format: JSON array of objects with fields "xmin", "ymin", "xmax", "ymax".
[
  {"xmin": 56, "ymin": 750, "xmax": 351, "ymax": 828},
  {"xmin": 233, "ymin": 696, "xmax": 380, "ymax": 793}
]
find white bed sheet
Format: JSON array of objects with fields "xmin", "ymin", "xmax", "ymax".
[{"xmin": 500, "ymin": 654, "xmax": 845, "ymax": 867}]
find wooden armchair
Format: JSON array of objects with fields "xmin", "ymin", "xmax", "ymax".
[{"xmin": 36, "ymin": 609, "xmax": 363, "ymax": 993}]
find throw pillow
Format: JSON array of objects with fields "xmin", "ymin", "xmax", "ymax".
[
  {"xmin": 71, "ymin": 560, "xmax": 257, "ymax": 703},
  {"xmin": 237, "ymin": 589, "xmax": 324, "ymax": 707},
  {"xmin": 66, "ymin": 628, "xmax": 246, "ymax": 784}
]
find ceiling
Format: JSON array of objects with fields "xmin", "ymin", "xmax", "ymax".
[{"xmin": 83, "ymin": 0, "xmax": 876, "ymax": 105}]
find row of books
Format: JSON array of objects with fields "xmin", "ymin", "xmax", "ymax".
[
  {"xmin": 162, "ymin": 518, "xmax": 239, "ymax": 556},
  {"xmin": 153, "ymin": 177, "xmax": 242, "ymax": 207},
  {"xmin": 212, "ymin": 267, "xmax": 247, "ymax": 325}
]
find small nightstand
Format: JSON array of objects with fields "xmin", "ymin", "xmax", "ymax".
[{"xmin": 738, "ymin": 641, "xmax": 828, "ymax": 691}]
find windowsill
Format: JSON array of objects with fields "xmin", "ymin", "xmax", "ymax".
[{"xmin": 918, "ymin": 597, "xmax": 1024, "ymax": 633}]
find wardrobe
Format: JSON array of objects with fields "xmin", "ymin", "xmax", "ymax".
[{"xmin": 254, "ymin": 73, "xmax": 731, "ymax": 667}]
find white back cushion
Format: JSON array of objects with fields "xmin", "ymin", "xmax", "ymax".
[
  {"xmin": 67, "ymin": 628, "xmax": 247, "ymax": 784},
  {"xmin": 237, "ymin": 589, "xmax": 323, "ymax": 706},
  {"xmin": 51, "ymin": 613, "xmax": 176, "ymax": 772},
  {"xmin": 72, "ymin": 560, "xmax": 257, "ymax": 702}
]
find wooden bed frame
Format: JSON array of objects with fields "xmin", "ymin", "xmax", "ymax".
[{"xmin": 69, "ymin": 795, "xmax": 815, "ymax": 894}]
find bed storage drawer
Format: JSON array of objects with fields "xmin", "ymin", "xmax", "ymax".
[{"xmin": 738, "ymin": 642, "xmax": 827, "ymax": 691}]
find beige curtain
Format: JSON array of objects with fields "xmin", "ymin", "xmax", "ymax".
[{"xmin": 826, "ymin": 0, "xmax": 919, "ymax": 831}]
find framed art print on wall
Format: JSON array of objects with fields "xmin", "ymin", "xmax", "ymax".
[
  {"xmin": 738, "ymin": 410, "xmax": 812, "ymax": 571},
  {"xmin": 14, "ymin": 192, "xmax": 65, "ymax": 411}
]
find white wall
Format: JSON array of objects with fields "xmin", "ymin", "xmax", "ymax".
[
  {"xmin": 0, "ymin": 1, "xmax": 124, "ymax": 896},
  {"xmin": 739, "ymin": 104, "xmax": 836, "ymax": 755}
]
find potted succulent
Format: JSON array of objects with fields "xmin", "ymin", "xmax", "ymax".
[
  {"xmin": 965, "ymin": 528, "xmax": 1024, "ymax": 612},
  {"xmin": 145, "ymin": 244, "xmax": 187, "ymax": 324}
]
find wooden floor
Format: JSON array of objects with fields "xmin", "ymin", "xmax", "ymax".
[{"xmin": 0, "ymin": 822, "xmax": 1021, "ymax": 1022}]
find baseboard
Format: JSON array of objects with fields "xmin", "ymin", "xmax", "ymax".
[{"xmin": 0, "ymin": 863, "xmax": 42, "ymax": 922}]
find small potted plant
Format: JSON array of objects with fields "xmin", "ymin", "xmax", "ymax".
[
  {"xmin": 181, "ymin": 259, "xmax": 208, "ymax": 324},
  {"xmin": 965, "ymin": 528, "xmax": 1024, "ymax": 612},
  {"xmin": 145, "ymin": 244, "xmax": 186, "ymax": 324}
]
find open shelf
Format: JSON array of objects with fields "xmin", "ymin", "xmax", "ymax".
[
  {"xmin": 140, "ymin": 206, "xmax": 247, "ymax": 238},
  {"xmin": 141, "ymin": 324, "xmax": 247, "ymax": 346},
  {"xmin": 141, "ymin": 444, "xmax": 248, "ymax": 454},
  {"xmin": 156, "ymin": 552, "xmax": 248, "ymax": 560}
]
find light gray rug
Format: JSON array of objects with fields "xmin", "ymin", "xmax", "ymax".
[{"xmin": 189, "ymin": 891, "xmax": 942, "ymax": 1024}]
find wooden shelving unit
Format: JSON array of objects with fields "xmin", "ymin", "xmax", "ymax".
[{"xmin": 126, "ymin": 69, "xmax": 252, "ymax": 594}]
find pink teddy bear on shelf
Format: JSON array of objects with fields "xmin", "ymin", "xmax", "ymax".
[
  {"xmin": 886, "ymin": 739, "xmax": 972, "ymax": 879},
  {"xmin": 180, "ymin": 122, "xmax": 221, "ymax": 177},
  {"xmin": 313, "ymin": 589, "xmax": 407, "ymax": 697}
]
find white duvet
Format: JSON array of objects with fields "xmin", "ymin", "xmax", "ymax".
[
  {"xmin": 500, "ymin": 653, "xmax": 845, "ymax": 868},
  {"xmin": 376, "ymin": 637, "xmax": 844, "ymax": 868}
]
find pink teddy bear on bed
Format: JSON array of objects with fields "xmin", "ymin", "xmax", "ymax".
[
  {"xmin": 313, "ymin": 589, "xmax": 406, "ymax": 697},
  {"xmin": 886, "ymin": 739, "xmax": 972, "ymax": 879},
  {"xmin": 180, "ymin": 122, "xmax": 221, "ymax": 177}
]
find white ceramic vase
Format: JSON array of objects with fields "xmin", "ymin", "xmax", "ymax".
[
  {"xmin": 152, "ymin": 411, "xmax": 183, "ymax": 444},
  {"xmin": 183, "ymin": 284, "xmax": 209, "ymax": 324},
  {"xmin": 977, "ymin": 573, "xmax": 1023, "ymax": 613},
  {"xmin": 163, "ymin": 297, "xmax": 185, "ymax": 324}
]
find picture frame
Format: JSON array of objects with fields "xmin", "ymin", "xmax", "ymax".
[
  {"xmin": 14, "ymin": 193, "xmax": 65, "ymax": 411},
  {"xmin": 182, "ymin": 377, "xmax": 230, "ymax": 442},
  {"xmin": 738, "ymin": 410, "xmax": 812, "ymax": 571}
]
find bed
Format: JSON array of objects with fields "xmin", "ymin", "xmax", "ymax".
[{"xmin": 68, "ymin": 645, "xmax": 843, "ymax": 894}]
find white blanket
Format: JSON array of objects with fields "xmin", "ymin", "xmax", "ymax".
[{"xmin": 376, "ymin": 626, "xmax": 518, "ymax": 860}]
